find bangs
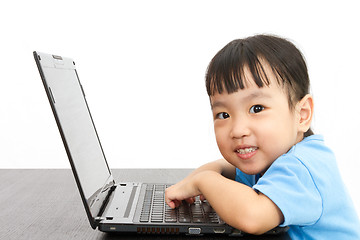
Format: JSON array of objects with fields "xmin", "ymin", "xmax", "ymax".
[
  {"xmin": 205, "ymin": 34, "xmax": 311, "ymax": 112},
  {"xmin": 206, "ymin": 40, "xmax": 282, "ymax": 96},
  {"xmin": 206, "ymin": 57, "xmax": 273, "ymax": 96}
]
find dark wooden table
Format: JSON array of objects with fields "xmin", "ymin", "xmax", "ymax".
[{"xmin": 0, "ymin": 169, "xmax": 290, "ymax": 240}]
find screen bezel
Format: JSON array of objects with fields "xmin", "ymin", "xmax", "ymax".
[{"xmin": 33, "ymin": 51, "xmax": 115, "ymax": 229}]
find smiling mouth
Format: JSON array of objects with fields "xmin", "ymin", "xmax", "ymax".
[{"xmin": 236, "ymin": 147, "xmax": 258, "ymax": 154}]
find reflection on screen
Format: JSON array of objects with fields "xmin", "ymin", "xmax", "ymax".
[{"xmin": 43, "ymin": 66, "xmax": 111, "ymax": 203}]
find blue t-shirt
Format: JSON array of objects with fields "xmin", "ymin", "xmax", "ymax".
[{"xmin": 235, "ymin": 135, "xmax": 360, "ymax": 239}]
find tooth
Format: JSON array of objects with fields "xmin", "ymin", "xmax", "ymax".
[{"xmin": 237, "ymin": 147, "xmax": 257, "ymax": 154}]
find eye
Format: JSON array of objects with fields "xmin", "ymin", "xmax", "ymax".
[
  {"xmin": 216, "ymin": 112, "xmax": 230, "ymax": 119},
  {"xmin": 249, "ymin": 105, "xmax": 264, "ymax": 114}
]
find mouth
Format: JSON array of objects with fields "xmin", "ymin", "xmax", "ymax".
[
  {"xmin": 236, "ymin": 147, "xmax": 258, "ymax": 154},
  {"xmin": 235, "ymin": 146, "xmax": 258, "ymax": 159}
]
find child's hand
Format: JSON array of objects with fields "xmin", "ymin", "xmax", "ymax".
[{"xmin": 165, "ymin": 175, "xmax": 203, "ymax": 209}]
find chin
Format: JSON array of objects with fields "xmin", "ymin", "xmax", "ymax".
[{"xmin": 238, "ymin": 167, "xmax": 263, "ymax": 176}]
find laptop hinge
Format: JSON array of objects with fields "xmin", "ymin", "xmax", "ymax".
[
  {"xmin": 97, "ymin": 185, "xmax": 117, "ymax": 219},
  {"xmin": 95, "ymin": 216, "xmax": 105, "ymax": 222}
]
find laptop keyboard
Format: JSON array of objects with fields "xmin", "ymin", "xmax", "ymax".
[{"xmin": 139, "ymin": 184, "xmax": 222, "ymax": 224}]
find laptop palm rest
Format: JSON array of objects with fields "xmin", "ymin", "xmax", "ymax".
[{"xmin": 102, "ymin": 183, "xmax": 142, "ymax": 224}]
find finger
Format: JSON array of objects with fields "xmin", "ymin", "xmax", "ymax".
[
  {"xmin": 175, "ymin": 200, "xmax": 182, "ymax": 208},
  {"xmin": 165, "ymin": 189, "xmax": 176, "ymax": 208},
  {"xmin": 167, "ymin": 200, "xmax": 176, "ymax": 209},
  {"xmin": 185, "ymin": 197, "xmax": 195, "ymax": 204},
  {"xmin": 171, "ymin": 200, "xmax": 182, "ymax": 209}
]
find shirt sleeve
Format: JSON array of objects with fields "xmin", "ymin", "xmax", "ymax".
[{"xmin": 253, "ymin": 155, "xmax": 323, "ymax": 227}]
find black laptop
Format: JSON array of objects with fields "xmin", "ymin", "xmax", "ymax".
[{"xmin": 33, "ymin": 51, "xmax": 287, "ymax": 237}]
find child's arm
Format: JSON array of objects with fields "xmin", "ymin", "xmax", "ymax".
[
  {"xmin": 165, "ymin": 169, "xmax": 283, "ymax": 235},
  {"xmin": 185, "ymin": 158, "xmax": 236, "ymax": 180}
]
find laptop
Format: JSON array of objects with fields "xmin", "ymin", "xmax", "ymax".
[{"xmin": 33, "ymin": 51, "xmax": 287, "ymax": 237}]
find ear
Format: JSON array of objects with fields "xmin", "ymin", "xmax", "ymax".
[{"xmin": 296, "ymin": 94, "xmax": 314, "ymax": 133}]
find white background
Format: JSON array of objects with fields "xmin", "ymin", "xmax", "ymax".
[{"xmin": 1, "ymin": 1, "xmax": 359, "ymax": 215}]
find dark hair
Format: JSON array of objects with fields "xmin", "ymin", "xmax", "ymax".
[{"xmin": 205, "ymin": 34, "xmax": 313, "ymax": 137}]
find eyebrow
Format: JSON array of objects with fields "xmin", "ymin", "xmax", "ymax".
[
  {"xmin": 210, "ymin": 101, "xmax": 226, "ymax": 110},
  {"xmin": 244, "ymin": 92, "xmax": 272, "ymax": 101},
  {"xmin": 210, "ymin": 91, "xmax": 272, "ymax": 110}
]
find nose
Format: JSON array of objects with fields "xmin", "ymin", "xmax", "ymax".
[{"xmin": 230, "ymin": 118, "xmax": 251, "ymax": 139}]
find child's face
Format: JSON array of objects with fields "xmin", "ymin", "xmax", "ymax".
[{"xmin": 210, "ymin": 68, "xmax": 304, "ymax": 175}]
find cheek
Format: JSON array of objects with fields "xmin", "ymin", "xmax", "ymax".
[
  {"xmin": 255, "ymin": 119, "xmax": 279, "ymax": 139},
  {"xmin": 259, "ymin": 111, "xmax": 295, "ymax": 135},
  {"xmin": 214, "ymin": 128, "xmax": 225, "ymax": 147},
  {"xmin": 255, "ymin": 117, "xmax": 289, "ymax": 147},
  {"xmin": 257, "ymin": 115, "xmax": 298, "ymax": 157},
  {"xmin": 214, "ymin": 127, "xmax": 229, "ymax": 153}
]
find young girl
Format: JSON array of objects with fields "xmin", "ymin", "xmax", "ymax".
[{"xmin": 165, "ymin": 34, "xmax": 360, "ymax": 239}]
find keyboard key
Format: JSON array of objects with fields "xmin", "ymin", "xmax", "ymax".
[
  {"xmin": 140, "ymin": 218, "xmax": 149, "ymax": 222},
  {"xmin": 151, "ymin": 219, "xmax": 163, "ymax": 223},
  {"xmin": 179, "ymin": 216, "xmax": 191, "ymax": 223},
  {"xmin": 210, "ymin": 218, "xmax": 219, "ymax": 223},
  {"xmin": 193, "ymin": 217, "xmax": 205, "ymax": 223},
  {"xmin": 165, "ymin": 217, "xmax": 177, "ymax": 223}
]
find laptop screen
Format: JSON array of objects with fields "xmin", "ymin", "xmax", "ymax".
[{"xmin": 36, "ymin": 53, "xmax": 111, "ymax": 206}]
